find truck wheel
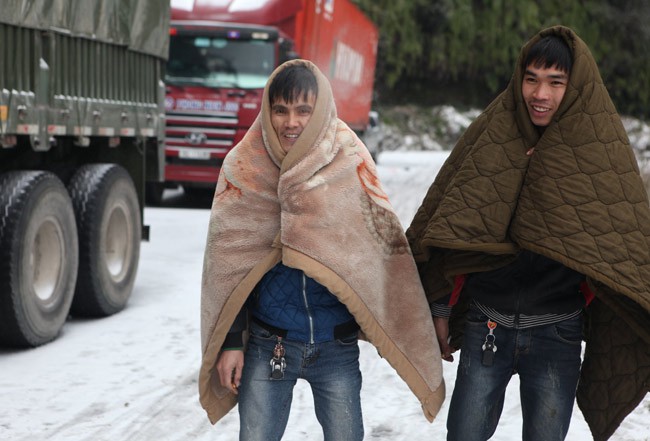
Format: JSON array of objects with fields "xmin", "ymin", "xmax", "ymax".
[
  {"xmin": 68, "ymin": 164, "xmax": 141, "ymax": 317},
  {"xmin": 0, "ymin": 171, "xmax": 79, "ymax": 347}
]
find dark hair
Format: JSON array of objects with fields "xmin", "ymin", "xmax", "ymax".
[
  {"xmin": 269, "ymin": 64, "xmax": 318, "ymax": 105},
  {"xmin": 523, "ymin": 35, "xmax": 573, "ymax": 74}
]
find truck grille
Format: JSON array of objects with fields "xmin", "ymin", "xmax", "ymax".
[{"xmin": 165, "ymin": 111, "xmax": 238, "ymax": 152}]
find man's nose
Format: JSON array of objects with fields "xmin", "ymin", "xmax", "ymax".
[
  {"xmin": 286, "ymin": 112, "xmax": 299, "ymax": 127},
  {"xmin": 532, "ymin": 83, "xmax": 550, "ymax": 99}
]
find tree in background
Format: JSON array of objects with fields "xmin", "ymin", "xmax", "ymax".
[
  {"xmin": 353, "ymin": 0, "xmax": 650, "ymax": 118},
  {"xmin": 590, "ymin": 0, "xmax": 650, "ymax": 118}
]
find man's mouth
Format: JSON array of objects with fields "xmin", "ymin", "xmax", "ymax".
[{"xmin": 531, "ymin": 104, "xmax": 551, "ymax": 113}]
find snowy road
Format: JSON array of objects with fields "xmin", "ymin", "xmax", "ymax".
[{"xmin": 1, "ymin": 152, "xmax": 648, "ymax": 441}]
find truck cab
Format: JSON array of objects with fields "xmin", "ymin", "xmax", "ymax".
[
  {"xmin": 154, "ymin": 0, "xmax": 378, "ymax": 202},
  {"xmin": 162, "ymin": 21, "xmax": 280, "ymax": 195}
]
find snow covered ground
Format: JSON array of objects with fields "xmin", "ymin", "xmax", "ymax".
[{"xmin": 1, "ymin": 151, "xmax": 649, "ymax": 441}]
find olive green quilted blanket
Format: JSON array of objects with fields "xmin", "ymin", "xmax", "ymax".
[{"xmin": 407, "ymin": 26, "xmax": 650, "ymax": 441}]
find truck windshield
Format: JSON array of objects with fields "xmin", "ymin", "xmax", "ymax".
[{"xmin": 165, "ymin": 35, "xmax": 275, "ymax": 89}]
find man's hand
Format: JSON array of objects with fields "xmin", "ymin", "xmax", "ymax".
[
  {"xmin": 433, "ymin": 316, "xmax": 456, "ymax": 362},
  {"xmin": 216, "ymin": 350, "xmax": 244, "ymax": 394}
]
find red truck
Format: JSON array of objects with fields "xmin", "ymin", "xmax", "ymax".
[{"xmin": 152, "ymin": 0, "xmax": 378, "ymax": 202}]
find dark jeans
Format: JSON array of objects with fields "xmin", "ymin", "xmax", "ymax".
[
  {"xmin": 447, "ymin": 307, "xmax": 583, "ymax": 441},
  {"xmin": 238, "ymin": 321, "xmax": 363, "ymax": 441}
]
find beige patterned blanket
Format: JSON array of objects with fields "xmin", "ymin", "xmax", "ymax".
[{"xmin": 200, "ymin": 59, "xmax": 445, "ymax": 425}]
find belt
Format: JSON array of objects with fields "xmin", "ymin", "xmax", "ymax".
[{"xmin": 251, "ymin": 316, "xmax": 359, "ymax": 340}]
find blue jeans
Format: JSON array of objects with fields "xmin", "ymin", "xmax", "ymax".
[
  {"xmin": 447, "ymin": 307, "xmax": 583, "ymax": 441},
  {"xmin": 238, "ymin": 321, "xmax": 363, "ymax": 441}
]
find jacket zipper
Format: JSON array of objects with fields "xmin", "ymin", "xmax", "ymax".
[
  {"xmin": 301, "ymin": 272, "xmax": 315, "ymax": 344},
  {"xmin": 514, "ymin": 291, "xmax": 521, "ymax": 328},
  {"xmin": 513, "ymin": 254, "xmax": 531, "ymax": 328}
]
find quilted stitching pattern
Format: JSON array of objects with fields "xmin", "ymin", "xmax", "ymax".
[
  {"xmin": 577, "ymin": 300, "xmax": 650, "ymax": 441},
  {"xmin": 252, "ymin": 263, "xmax": 353, "ymax": 342}
]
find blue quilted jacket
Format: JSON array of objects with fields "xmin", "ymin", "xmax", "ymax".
[{"xmin": 248, "ymin": 262, "xmax": 354, "ymax": 343}]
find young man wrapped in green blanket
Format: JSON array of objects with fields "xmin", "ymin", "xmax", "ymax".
[{"xmin": 407, "ymin": 26, "xmax": 650, "ymax": 441}]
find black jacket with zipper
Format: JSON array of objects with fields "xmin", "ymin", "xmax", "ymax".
[{"xmin": 463, "ymin": 250, "xmax": 586, "ymax": 316}]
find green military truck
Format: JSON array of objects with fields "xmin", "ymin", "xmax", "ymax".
[{"xmin": 0, "ymin": 0, "xmax": 170, "ymax": 347}]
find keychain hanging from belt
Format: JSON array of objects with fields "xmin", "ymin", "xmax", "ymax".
[
  {"xmin": 270, "ymin": 336, "xmax": 286, "ymax": 379},
  {"xmin": 482, "ymin": 320, "xmax": 498, "ymax": 366}
]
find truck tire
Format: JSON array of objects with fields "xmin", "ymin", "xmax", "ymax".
[
  {"xmin": 68, "ymin": 164, "xmax": 141, "ymax": 317},
  {"xmin": 0, "ymin": 171, "xmax": 79, "ymax": 347}
]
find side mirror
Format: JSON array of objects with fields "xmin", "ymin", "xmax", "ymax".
[{"xmin": 279, "ymin": 39, "xmax": 299, "ymax": 64}]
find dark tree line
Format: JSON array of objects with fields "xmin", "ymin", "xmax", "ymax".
[{"xmin": 353, "ymin": 0, "xmax": 650, "ymax": 119}]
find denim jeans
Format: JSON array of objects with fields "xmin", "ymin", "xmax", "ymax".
[
  {"xmin": 238, "ymin": 321, "xmax": 363, "ymax": 441},
  {"xmin": 447, "ymin": 307, "xmax": 583, "ymax": 441}
]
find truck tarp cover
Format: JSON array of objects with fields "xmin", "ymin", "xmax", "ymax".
[{"xmin": 0, "ymin": 0, "xmax": 170, "ymax": 59}]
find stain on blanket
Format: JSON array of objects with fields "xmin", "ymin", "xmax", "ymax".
[
  {"xmin": 357, "ymin": 159, "xmax": 410, "ymax": 255},
  {"xmin": 215, "ymin": 176, "xmax": 242, "ymax": 201}
]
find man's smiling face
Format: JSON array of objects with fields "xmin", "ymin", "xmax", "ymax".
[
  {"xmin": 270, "ymin": 92, "xmax": 316, "ymax": 152},
  {"xmin": 522, "ymin": 63, "xmax": 569, "ymax": 127}
]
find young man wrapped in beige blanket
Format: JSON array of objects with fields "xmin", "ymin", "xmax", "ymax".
[{"xmin": 199, "ymin": 59, "xmax": 444, "ymax": 440}]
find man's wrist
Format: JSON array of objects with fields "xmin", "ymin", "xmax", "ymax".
[
  {"xmin": 431, "ymin": 303, "xmax": 452, "ymax": 318},
  {"xmin": 221, "ymin": 331, "xmax": 244, "ymax": 350}
]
